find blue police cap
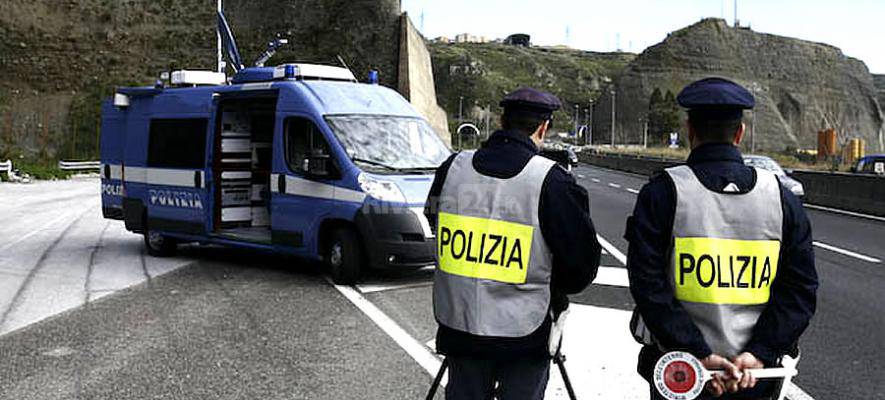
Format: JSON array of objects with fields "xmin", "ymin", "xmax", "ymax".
[
  {"xmin": 677, "ymin": 78, "xmax": 755, "ymax": 120},
  {"xmin": 500, "ymin": 87, "xmax": 562, "ymax": 117}
]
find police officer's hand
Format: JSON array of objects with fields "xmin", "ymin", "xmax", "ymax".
[
  {"xmin": 730, "ymin": 352, "xmax": 764, "ymax": 392},
  {"xmin": 701, "ymin": 354, "xmax": 740, "ymax": 397}
]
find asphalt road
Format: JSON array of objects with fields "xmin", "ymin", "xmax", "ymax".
[{"xmin": 0, "ymin": 165, "xmax": 883, "ymax": 399}]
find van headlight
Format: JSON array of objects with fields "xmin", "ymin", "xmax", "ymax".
[{"xmin": 358, "ymin": 173, "xmax": 406, "ymax": 203}]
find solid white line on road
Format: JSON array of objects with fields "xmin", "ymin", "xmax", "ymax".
[
  {"xmin": 591, "ymin": 178, "xmax": 601, "ymax": 183},
  {"xmin": 596, "ymin": 234, "xmax": 627, "ymax": 266},
  {"xmin": 328, "ymin": 278, "xmax": 446, "ymax": 386},
  {"xmin": 608, "ymin": 183, "xmax": 622, "ymax": 189},
  {"xmin": 357, "ymin": 281, "xmax": 433, "ymax": 294},
  {"xmin": 804, "ymin": 203, "xmax": 885, "ymax": 223},
  {"xmin": 813, "ymin": 241, "xmax": 881, "ymax": 263},
  {"xmin": 785, "ymin": 382, "xmax": 816, "ymax": 400},
  {"xmin": 626, "ymin": 188, "xmax": 640, "ymax": 194},
  {"xmin": 593, "ymin": 266, "xmax": 629, "ymax": 288}
]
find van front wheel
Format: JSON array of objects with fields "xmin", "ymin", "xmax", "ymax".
[{"xmin": 326, "ymin": 228, "xmax": 362, "ymax": 285}]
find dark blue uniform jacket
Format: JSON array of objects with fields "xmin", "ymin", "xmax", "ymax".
[
  {"xmin": 425, "ymin": 130, "xmax": 602, "ymax": 359},
  {"xmin": 626, "ymin": 143, "xmax": 818, "ymax": 379}
]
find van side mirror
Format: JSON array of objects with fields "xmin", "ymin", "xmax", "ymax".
[
  {"xmin": 784, "ymin": 168, "xmax": 793, "ymax": 175},
  {"xmin": 303, "ymin": 155, "xmax": 336, "ymax": 179}
]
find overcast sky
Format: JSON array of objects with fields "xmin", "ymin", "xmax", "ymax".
[{"xmin": 401, "ymin": 0, "xmax": 885, "ymax": 74}]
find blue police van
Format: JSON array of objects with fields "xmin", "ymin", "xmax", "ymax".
[{"xmin": 99, "ymin": 63, "xmax": 450, "ymax": 284}]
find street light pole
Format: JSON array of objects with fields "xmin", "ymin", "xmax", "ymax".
[
  {"xmin": 588, "ymin": 100, "xmax": 595, "ymax": 146},
  {"xmin": 610, "ymin": 89, "xmax": 616, "ymax": 147},
  {"xmin": 458, "ymin": 96, "xmax": 463, "ymax": 149},
  {"xmin": 750, "ymin": 83, "xmax": 758, "ymax": 154},
  {"xmin": 642, "ymin": 118, "xmax": 648, "ymax": 148},
  {"xmin": 574, "ymin": 104, "xmax": 579, "ymax": 141}
]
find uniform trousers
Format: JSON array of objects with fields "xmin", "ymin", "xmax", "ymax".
[{"xmin": 445, "ymin": 355, "xmax": 550, "ymax": 400}]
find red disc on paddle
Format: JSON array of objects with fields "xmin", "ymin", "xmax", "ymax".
[
  {"xmin": 663, "ymin": 360, "xmax": 697, "ymax": 394},
  {"xmin": 654, "ymin": 351, "xmax": 706, "ymax": 399}
]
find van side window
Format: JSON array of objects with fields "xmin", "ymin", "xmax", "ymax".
[
  {"xmin": 148, "ymin": 119, "xmax": 208, "ymax": 169},
  {"xmin": 285, "ymin": 117, "xmax": 331, "ymax": 174}
]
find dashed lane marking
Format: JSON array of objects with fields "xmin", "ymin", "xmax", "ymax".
[
  {"xmin": 608, "ymin": 183, "xmax": 622, "ymax": 189},
  {"xmin": 626, "ymin": 188, "xmax": 639, "ymax": 194},
  {"xmin": 812, "ymin": 241, "xmax": 881, "ymax": 263},
  {"xmin": 591, "ymin": 178, "xmax": 601, "ymax": 183}
]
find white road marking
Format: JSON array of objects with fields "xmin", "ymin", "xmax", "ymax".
[
  {"xmin": 357, "ymin": 281, "xmax": 433, "ymax": 294},
  {"xmin": 328, "ymin": 278, "xmax": 446, "ymax": 385},
  {"xmin": 626, "ymin": 188, "xmax": 640, "ymax": 194},
  {"xmin": 591, "ymin": 178, "xmax": 601, "ymax": 183},
  {"xmin": 578, "ymin": 174, "xmax": 586, "ymax": 178},
  {"xmin": 804, "ymin": 203, "xmax": 885, "ymax": 223},
  {"xmin": 596, "ymin": 235, "xmax": 627, "ymax": 265},
  {"xmin": 812, "ymin": 241, "xmax": 881, "ymax": 263},
  {"xmin": 593, "ymin": 266, "xmax": 629, "ymax": 288},
  {"xmin": 785, "ymin": 382, "xmax": 816, "ymax": 400},
  {"xmin": 608, "ymin": 183, "xmax": 622, "ymax": 189},
  {"xmin": 545, "ymin": 304, "xmax": 646, "ymax": 399}
]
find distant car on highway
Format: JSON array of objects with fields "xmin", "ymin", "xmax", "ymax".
[
  {"xmin": 850, "ymin": 154, "xmax": 885, "ymax": 176},
  {"xmin": 540, "ymin": 147, "xmax": 579, "ymax": 172},
  {"xmin": 743, "ymin": 155, "xmax": 805, "ymax": 198}
]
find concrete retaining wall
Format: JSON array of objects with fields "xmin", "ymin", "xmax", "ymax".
[
  {"xmin": 397, "ymin": 13, "xmax": 451, "ymax": 145},
  {"xmin": 578, "ymin": 152, "xmax": 885, "ymax": 217}
]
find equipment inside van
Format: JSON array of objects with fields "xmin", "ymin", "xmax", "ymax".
[{"xmin": 99, "ymin": 9, "xmax": 450, "ymax": 284}]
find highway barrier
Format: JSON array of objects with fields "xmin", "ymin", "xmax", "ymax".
[
  {"xmin": 789, "ymin": 170, "xmax": 885, "ymax": 217},
  {"xmin": 578, "ymin": 151, "xmax": 885, "ymax": 217},
  {"xmin": 58, "ymin": 160, "xmax": 101, "ymax": 171},
  {"xmin": 577, "ymin": 152, "xmax": 680, "ymax": 176}
]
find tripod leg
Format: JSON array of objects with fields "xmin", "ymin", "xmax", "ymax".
[
  {"xmin": 426, "ymin": 358, "xmax": 449, "ymax": 400},
  {"xmin": 555, "ymin": 355, "xmax": 578, "ymax": 400}
]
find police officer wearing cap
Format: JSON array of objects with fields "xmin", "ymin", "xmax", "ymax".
[
  {"xmin": 425, "ymin": 87, "xmax": 601, "ymax": 399},
  {"xmin": 626, "ymin": 78, "xmax": 818, "ymax": 399}
]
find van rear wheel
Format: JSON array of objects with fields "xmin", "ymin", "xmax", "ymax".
[
  {"xmin": 326, "ymin": 228, "xmax": 362, "ymax": 285},
  {"xmin": 144, "ymin": 227, "xmax": 178, "ymax": 257}
]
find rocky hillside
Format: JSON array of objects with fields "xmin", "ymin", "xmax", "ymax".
[
  {"xmin": 429, "ymin": 42, "xmax": 634, "ymax": 134},
  {"xmin": 875, "ymin": 74, "xmax": 885, "ymax": 110},
  {"xmin": 0, "ymin": 0, "xmax": 402, "ymax": 162},
  {"xmin": 593, "ymin": 18, "xmax": 885, "ymax": 152}
]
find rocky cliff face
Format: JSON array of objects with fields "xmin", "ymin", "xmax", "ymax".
[
  {"xmin": 875, "ymin": 75, "xmax": 885, "ymax": 111},
  {"xmin": 0, "ymin": 0, "xmax": 403, "ymax": 161},
  {"xmin": 593, "ymin": 18, "xmax": 885, "ymax": 152}
]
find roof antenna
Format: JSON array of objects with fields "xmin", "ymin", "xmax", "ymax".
[
  {"xmin": 336, "ymin": 55, "xmax": 356, "ymax": 77},
  {"xmin": 254, "ymin": 34, "xmax": 289, "ymax": 67}
]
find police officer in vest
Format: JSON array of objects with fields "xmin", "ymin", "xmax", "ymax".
[
  {"xmin": 425, "ymin": 88, "xmax": 602, "ymax": 399},
  {"xmin": 626, "ymin": 78, "xmax": 818, "ymax": 399}
]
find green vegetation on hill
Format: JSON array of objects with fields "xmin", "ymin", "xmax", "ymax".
[{"xmin": 429, "ymin": 42, "xmax": 635, "ymax": 135}]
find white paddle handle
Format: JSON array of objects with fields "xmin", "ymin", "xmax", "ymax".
[{"xmin": 709, "ymin": 367, "xmax": 798, "ymax": 380}]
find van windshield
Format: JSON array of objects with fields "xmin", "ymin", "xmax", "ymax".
[{"xmin": 326, "ymin": 115, "xmax": 451, "ymax": 171}]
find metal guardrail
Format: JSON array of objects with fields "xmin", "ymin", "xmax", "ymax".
[
  {"xmin": 58, "ymin": 160, "xmax": 101, "ymax": 171},
  {"xmin": 0, "ymin": 160, "xmax": 11, "ymax": 174}
]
